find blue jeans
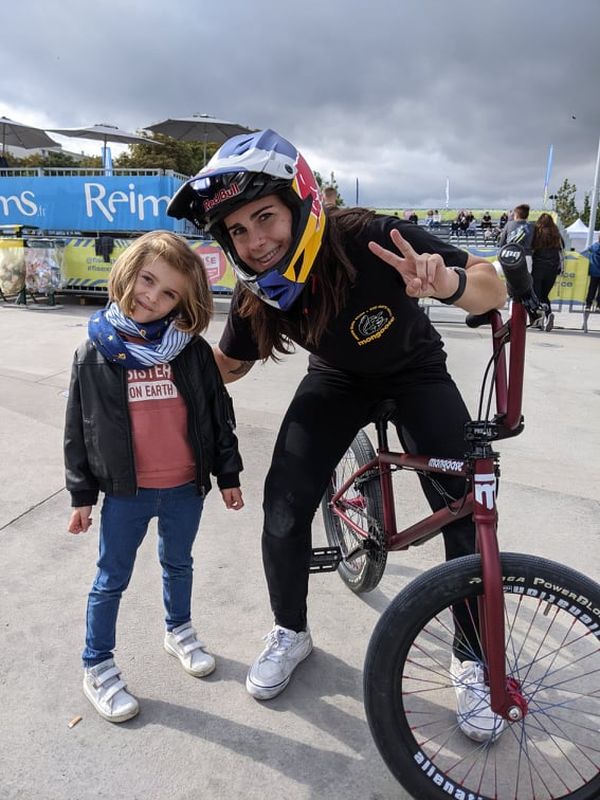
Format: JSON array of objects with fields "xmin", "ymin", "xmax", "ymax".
[{"xmin": 83, "ymin": 482, "xmax": 204, "ymax": 667}]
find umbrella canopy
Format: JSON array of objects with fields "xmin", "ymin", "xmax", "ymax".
[
  {"xmin": 47, "ymin": 123, "xmax": 161, "ymax": 171},
  {"xmin": 0, "ymin": 116, "xmax": 59, "ymax": 155},
  {"xmin": 143, "ymin": 114, "xmax": 255, "ymax": 164},
  {"xmin": 48, "ymin": 122, "xmax": 159, "ymax": 148}
]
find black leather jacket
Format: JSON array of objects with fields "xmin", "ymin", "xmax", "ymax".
[{"xmin": 64, "ymin": 336, "xmax": 242, "ymax": 507}]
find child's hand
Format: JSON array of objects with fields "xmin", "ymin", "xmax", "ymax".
[
  {"xmin": 68, "ymin": 507, "xmax": 93, "ymax": 534},
  {"xmin": 221, "ymin": 487, "xmax": 244, "ymax": 510}
]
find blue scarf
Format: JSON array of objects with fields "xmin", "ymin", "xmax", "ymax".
[{"xmin": 88, "ymin": 302, "xmax": 192, "ymax": 368}]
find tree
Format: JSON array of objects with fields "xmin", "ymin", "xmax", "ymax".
[
  {"xmin": 114, "ymin": 134, "xmax": 218, "ymax": 176},
  {"xmin": 314, "ymin": 169, "xmax": 344, "ymax": 207},
  {"xmin": 6, "ymin": 150, "xmax": 102, "ymax": 169},
  {"xmin": 581, "ymin": 192, "xmax": 600, "ymax": 230},
  {"xmin": 554, "ymin": 178, "xmax": 579, "ymax": 226}
]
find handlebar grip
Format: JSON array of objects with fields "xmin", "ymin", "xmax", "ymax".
[
  {"xmin": 498, "ymin": 243, "xmax": 532, "ymax": 299},
  {"xmin": 465, "ymin": 312, "xmax": 492, "ymax": 328}
]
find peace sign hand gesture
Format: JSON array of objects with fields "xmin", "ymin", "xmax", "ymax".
[{"xmin": 368, "ymin": 229, "xmax": 459, "ymax": 300}]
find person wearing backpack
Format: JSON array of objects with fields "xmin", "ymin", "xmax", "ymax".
[{"xmin": 497, "ymin": 204, "xmax": 534, "ymax": 271}]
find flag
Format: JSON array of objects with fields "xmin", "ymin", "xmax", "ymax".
[
  {"xmin": 445, "ymin": 177, "xmax": 450, "ymax": 209},
  {"xmin": 543, "ymin": 144, "xmax": 553, "ymax": 207}
]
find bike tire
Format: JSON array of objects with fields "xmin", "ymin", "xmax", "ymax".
[
  {"xmin": 364, "ymin": 552, "xmax": 600, "ymax": 800},
  {"xmin": 321, "ymin": 429, "xmax": 387, "ymax": 593}
]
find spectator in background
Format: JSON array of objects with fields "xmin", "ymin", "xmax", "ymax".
[
  {"xmin": 450, "ymin": 213, "xmax": 462, "ymax": 237},
  {"xmin": 467, "ymin": 216, "xmax": 478, "ymax": 239},
  {"xmin": 425, "ymin": 209, "xmax": 434, "ymax": 228},
  {"xmin": 322, "ymin": 186, "xmax": 338, "ymax": 209},
  {"xmin": 499, "ymin": 212, "xmax": 509, "ymax": 229},
  {"xmin": 582, "ymin": 238, "xmax": 600, "ymax": 312},
  {"xmin": 497, "ymin": 203, "xmax": 534, "ymax": 271},
  {"xmin": 432, "ymin": 209, "xmax": 441, "ymax": 228},
  {"xmin": 408, "ymin": 210, "xmax": 419, "ymax": 225},
  {"xmin": 481, "ymin": 212, "xmax": 492, "ymax": 231},
  {"xmin": 531, "ymin": 213, "xmax": 564, "ymax": 332}
]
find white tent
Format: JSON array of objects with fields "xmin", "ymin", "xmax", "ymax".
[{"xmin": 565, "ymin": 218, "xmax": 599, "ymax": 251}]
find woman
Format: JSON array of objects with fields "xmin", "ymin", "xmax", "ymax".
[
  {"xmin": 168, "ymin": 129, "xmax": 507, "ymax": 741},
  {"xmin": 531, "ymin": 212, "xmax": 564, "ymax": 332}
]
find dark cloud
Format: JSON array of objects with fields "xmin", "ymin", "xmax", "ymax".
[{"xmin": 2, "ymin": 0, "xmax": 599, "ymax": 208}]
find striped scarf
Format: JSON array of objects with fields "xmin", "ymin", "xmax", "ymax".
[{"xmin": 88, "ymin": 302, "xmax": 191, "ymax": 368}]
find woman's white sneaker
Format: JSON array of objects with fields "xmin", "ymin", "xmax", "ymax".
[
  {"xmin": 83, "ymin": 658, "xmax": 139, "ymax": 723},
  {"xmin": 246, "ymin": 625, "xmax": 313, "ymax": 700},
  {"xmin": 451, "ymin": 655, "xmax": 506, "ymax": 742},
  {"xmin": 164, "ymin": 622, "xmax": 216, "ymax": 677}
]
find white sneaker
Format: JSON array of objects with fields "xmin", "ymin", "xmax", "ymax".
[
  {"xmin": 246, "ymin": 625, "xmax": 313, "ymax": 700},
  {"xmin": 164, "ymin": 622, "xmax": 216, "ymax": 677},
  {"xmin": 544, "ymin": 312, "xmax": 555, "ymax": 332},
  {"xmin": 451, "ymin": 655, "xmax": 506, "ymax": 742},
  {"xmin": 83, "ymin": 658, "xmax": 139, "ymax": 723}
]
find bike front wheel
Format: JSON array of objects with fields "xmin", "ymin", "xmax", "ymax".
[
  {"xmin": 364, "ymin": 552, "xmax": 600, "ymax": 800},
  {"xmin": 321, "ymin": 429, "xmax": 387, "ymax": 593}
]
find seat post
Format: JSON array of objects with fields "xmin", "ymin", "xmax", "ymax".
[{"xmin": 375, "ymin": 418, "xmax": 390, "ymax": 452}]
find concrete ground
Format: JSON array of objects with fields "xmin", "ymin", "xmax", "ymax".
[{"xmin": 0, "ymin": 296, "xmax": 599, "ymax": 800}]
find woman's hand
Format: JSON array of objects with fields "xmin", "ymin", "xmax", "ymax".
[
  {"xmin": 68, "ymin": 506, "xmax": 93, "ymax": 534},
  {"xmin": 221, "ymin": 487, "xmax": 244, "ymax": 510},
  {"xmin": 368, "ymin": 229, "xmax": 459, "ymax": 300}
]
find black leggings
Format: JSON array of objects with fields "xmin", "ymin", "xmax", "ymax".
[
  {"xmin": 262, "ymin": 364, "xmax": 477, "ymax": 639},
  {"xmin": 532, "ymin": 265, "xmax": 559, "ymax": 312}
]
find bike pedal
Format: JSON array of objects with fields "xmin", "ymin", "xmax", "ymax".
[{"xmin": 309, "ymin": 546, "xmax": 342, "ymax": 573}]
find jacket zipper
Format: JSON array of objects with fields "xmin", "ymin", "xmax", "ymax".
[
  {"xmin": 121, "ymin": 367, "xmax": 139, "ymax": 494},
  {"xmin": 173, "ymin": 361, "xmax": 207, "ymax": 496}
]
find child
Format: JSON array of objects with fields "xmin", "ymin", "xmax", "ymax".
[{"xmin": 64, "ymin": 230, "xmax": 243, "ymax": 723}]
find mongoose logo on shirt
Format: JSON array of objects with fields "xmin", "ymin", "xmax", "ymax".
[{"xmin": 350, "ymin": 305, "xmax": 395, "ymax": 346}]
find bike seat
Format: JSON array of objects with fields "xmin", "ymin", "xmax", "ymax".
[{"xmin": 369, "ymin": 399, "xmax": 397, "ymax": 423}]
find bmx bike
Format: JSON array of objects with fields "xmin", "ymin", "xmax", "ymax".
[{"xmin": 319, "ymin": 244, "xmax": 600, "ymax": 800}]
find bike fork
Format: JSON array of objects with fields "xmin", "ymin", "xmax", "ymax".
[{"xmin": 473, "ymin": 457, "xmax": 528, "ymax": 721}]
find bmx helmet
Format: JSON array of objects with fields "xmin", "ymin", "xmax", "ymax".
[{"xmin": 167, "ymin": 129, "xmax": 326, "ymax": 311}]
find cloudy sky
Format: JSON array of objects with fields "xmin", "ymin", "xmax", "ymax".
[{"xmin": 2, "ymin": 0, "xmax": 599, "ymax": 210}]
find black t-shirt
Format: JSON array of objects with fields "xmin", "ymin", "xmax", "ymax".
[{"xmin": 219, "ymin": 216, "xmax": 469, "ymax": 377}]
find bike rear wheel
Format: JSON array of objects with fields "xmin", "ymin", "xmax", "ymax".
[
  {"xmin": 321, "ymin": 430, "xmax": 387, "ymax": 593},
  {"xmin": 364, "ymin": 552, "xmax": 600, "ymax": 800}
]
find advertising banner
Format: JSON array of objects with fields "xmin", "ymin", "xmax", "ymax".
[
  {"xmin": 189, "ymin": 240, "xmax": 236, "ymax": 291},
  {"xmin": 0, "ymin": 175, "xmax": 187, "ymax": 232},
  {"xmin": 59, "ymin": 237, "xmax": 235, "ymax": 293},
  {"xmin": 61, "ymin": 238, "xmax": 131, "ymax": 291},
  {"xmin": 549, "ymin": 253, "xmax": 590, "ymax": 306}
]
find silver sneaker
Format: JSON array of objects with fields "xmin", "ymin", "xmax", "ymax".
[
  {"xmin": 544, "ymin": 312, "xmax": 555, "ymax": 332},
  {"xmin": 83, "ymin": 658, "xmax": 139, "ymax": 723},
  {"xmin": 246, "ymin": 625, "xmax": 313, "ymax": 700},
  {"xmin": 451, "ymin": 655, "xmax": 505, "ymax": 742},
  {"xmin": 164, "ymin": 622, "xmax": 216, "ymax": 677}
]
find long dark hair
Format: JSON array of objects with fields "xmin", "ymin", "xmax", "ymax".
[
  {"xmin": 238, "ymin": 207, "xmax": 376, "ymax": 359},
  {"xmin": 533, "ymin": 213, "xmax": 562, "ymax": 250}
]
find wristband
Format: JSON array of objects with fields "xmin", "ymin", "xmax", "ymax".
[{"xmin": 438, "ymin": 267, "xmax": 467, "ymax": 305}]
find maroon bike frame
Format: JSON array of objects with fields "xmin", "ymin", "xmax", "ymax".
[{"xmin": 329, "ymin": 301, "xmax": 529, "ymax": 718}]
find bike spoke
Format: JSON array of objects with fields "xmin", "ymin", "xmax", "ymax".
[{"xmin": 397, "ymin": 591, "xmax": 600, "ymax": 799}]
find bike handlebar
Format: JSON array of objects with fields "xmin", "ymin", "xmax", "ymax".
[{"xmin": 497, "ymin": 243, "xmax": 532, "ymax": 299}]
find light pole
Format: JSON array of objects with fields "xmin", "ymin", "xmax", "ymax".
[{"xmin": 585, "ymin": 135, "xmax": 600, "ymax": 249}]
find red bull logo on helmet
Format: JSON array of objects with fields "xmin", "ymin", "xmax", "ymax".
[
  {"xmin": 202, "ymin": 183, "xmax": 241, "ymax": 213},
  {"xmin": 294, "ymin": 154, "xmax": 321, "ymax": 218}
]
